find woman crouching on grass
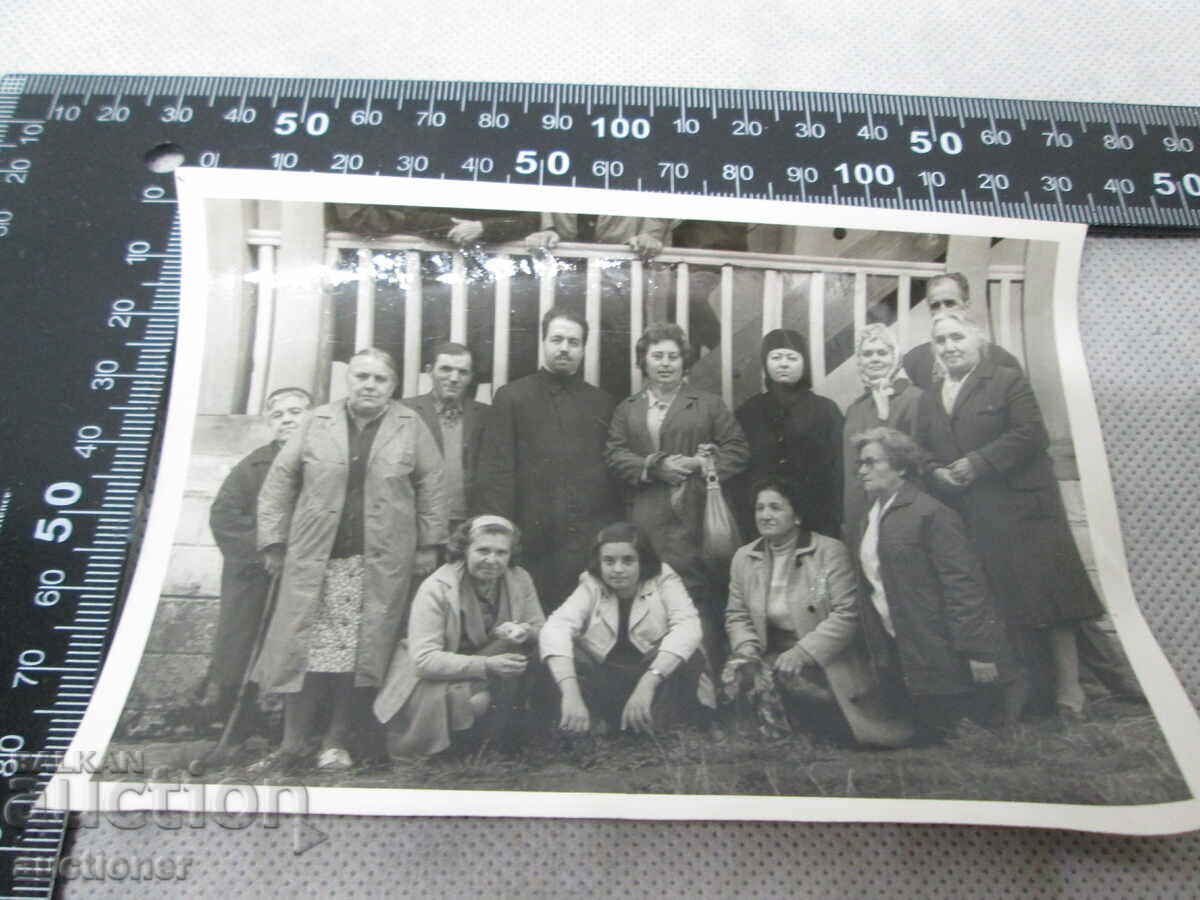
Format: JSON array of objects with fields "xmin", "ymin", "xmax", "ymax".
[
  {"xmin": 539, "ymin": 523, "xmax": 716, "ymax": 736},
  {"xmin": 372, "ymin": 515, "xmax": 544, "ymax": 758},
  {"xmin": 723, "ymin": 477, "xmax": 913, "ymax": 747}
]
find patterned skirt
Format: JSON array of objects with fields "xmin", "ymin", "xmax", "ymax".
[{"xmin": 306, "ymin": 555, "xmax": 366, "ymax": 673}]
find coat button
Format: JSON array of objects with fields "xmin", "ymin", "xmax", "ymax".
[{"xmin": 807, "ymin": 605, "xmax": 816, "ymax": 613}]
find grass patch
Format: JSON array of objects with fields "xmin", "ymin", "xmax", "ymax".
[{"xmin": 102, "ymin": 700, "xmax": 1189, "ymax": 806}]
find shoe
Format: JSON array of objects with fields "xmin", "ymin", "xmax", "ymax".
[
  {"xmin": 246, "ymin": 748, "xmax": 304, "ymax": 776},
  {"xmin": 1056, "ymin": 703, "xmax": 1089, "ymax": 724},
  {"xmin": 316, "ymin": 747, "xmax": 353, "ymax": 771}
]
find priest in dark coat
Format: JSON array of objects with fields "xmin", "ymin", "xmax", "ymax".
[{"xmin": 473, "ymin": 307, "xmax": 619, "ymax": 612}]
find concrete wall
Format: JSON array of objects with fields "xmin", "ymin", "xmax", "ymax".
[{"xmin": 119, "ymin": 415, "xmax": 270, "ymax": 734}]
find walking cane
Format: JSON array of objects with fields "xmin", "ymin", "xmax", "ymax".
[{"xmin": 207, "ymin": 571, "xmax": 281, "ymax": 764}]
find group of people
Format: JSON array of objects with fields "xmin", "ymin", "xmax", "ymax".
[{"xmin": 196, "ymin": 268, "xmax": 1143, "ymax": 775}]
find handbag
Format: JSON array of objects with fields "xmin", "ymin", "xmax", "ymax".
[{"xmin": 699, "ymin": 453, "xmax": 741, "ymax": 563}]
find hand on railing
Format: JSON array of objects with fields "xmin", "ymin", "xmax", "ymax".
[
  {"xmin": 525, "ymin": 229, "xmax": 560, "ymax": 252},
  {"xmin": 625, "ymin": 233, "xmax": 663, "ymax": 258},
  {"xmin": 447, "ymin": 218, "xmax": 484, "ymax": 246}
]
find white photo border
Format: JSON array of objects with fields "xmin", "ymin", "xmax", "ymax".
[{"xmin": 45, "ymin": 168, "xmax": 1200, "ymax": 834}]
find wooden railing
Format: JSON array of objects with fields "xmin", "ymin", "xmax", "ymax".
[{"xmin": 243, "ymin": 229, "xmax": 1025, "ymax": 412}]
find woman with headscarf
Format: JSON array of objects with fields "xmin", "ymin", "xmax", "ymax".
[
  {"xmin": 841, "ymin": 323, "xmax": 924, "ymax": 534},
  {"xmin": 734, "ymin": 329, "xmax": 844, "ymax": 540},
  {"xmin": 915, "ymin": 311, "xmax": 1103, "ymax": 722},
  {"xmin": 373, "ymin": 515, "xmax": 545, "ymax": 758}
]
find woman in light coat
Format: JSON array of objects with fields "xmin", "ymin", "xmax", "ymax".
[
  {"xmin": 724, "ymin": 477, "xmax": 912, "ymax": 746},
  {"xmin": 374, "ymin": 515, "xmax": 545, "ymax": 757},
  {"xmin": 540, "ymin": 522, "xmax": 715, "ymax": 735},
  {"xmin": 250, "ymin": 349, "xmax": 446, "ymax": 773}
]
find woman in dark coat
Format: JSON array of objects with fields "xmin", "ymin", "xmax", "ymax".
[
  {"xmin": 606, "ymin": 322, "xmax": 750, "ymax": 652},
  {"xmin": 850, "ymin": 426, "xmax": 1014, "ymax": 739},
  {"xmin": 735, "ymin": 329, "xmax": 844, "ymax": 540},
  {"xmin": 915, "ymin": 311, "xmax": 1103, "ymax": 721}
]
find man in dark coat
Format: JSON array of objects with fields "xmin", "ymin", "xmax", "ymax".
[
  {"xmin": 403, "ymin": 341, "xmax": 489, "ymax": 535},
  {"xmin": 902, "ymin": 272, "xmax": 1022, "ymax": 390},
  {"xmin": 194, "ymin": 386, "xmax": 312, "ymax": 735},
  {"xmin": 474, "ymin": 307, "xmax": 619, "ymax": 612}
]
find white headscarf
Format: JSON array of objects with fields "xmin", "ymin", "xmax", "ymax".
[{"xmin": 855, "ymin": 324, "xmax": 904, "ymax": 420}]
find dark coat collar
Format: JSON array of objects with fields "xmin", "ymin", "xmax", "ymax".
[{"xmin": 946, "ymin": 352, "xmax": 1000, "ymax": 414}]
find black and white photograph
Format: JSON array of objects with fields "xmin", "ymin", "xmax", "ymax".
[{"xmin": 50, "ymin": 171, "xmax": 1200, "ymax": 831}]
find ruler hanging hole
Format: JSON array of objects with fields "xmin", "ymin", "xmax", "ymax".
[{"xmin": 144, "ymin": 142, "xmax": 186, "ymax": 173}]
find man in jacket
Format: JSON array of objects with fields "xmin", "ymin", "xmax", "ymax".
[
  {"xmin": 403, "ymin": 341, "xmax": 489, "ymax": 536},
  {"xmin": 474, "ymin": 307, "xmax": 619, "ymax": 612},
  {"xmin": 194, "ymin": 386, "xmax": 312, "ymax": 736}
]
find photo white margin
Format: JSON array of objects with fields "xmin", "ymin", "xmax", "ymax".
[{"xmin": 43, "ymin": 168, "xmax": 1200, "ymax": 834}]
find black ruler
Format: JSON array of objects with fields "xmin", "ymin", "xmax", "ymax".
[{"xmin": 1, "ymin": 73, "xmax": 1199, "ymax": 898}]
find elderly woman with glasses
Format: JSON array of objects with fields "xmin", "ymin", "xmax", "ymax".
[
  {"xmin": 842, "ymin": 323, "xmax": 925, "ymax": 536},
  {"xmin": 851, "ymin": 426, "xmax": 1014, "ymax": 740}
]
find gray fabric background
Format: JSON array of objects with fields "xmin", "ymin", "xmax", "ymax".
[{"xmin": 3, "ymin": 2, "xmax": 1198, "ymax": 896}]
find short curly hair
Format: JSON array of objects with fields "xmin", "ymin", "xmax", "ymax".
[
  {"xmin": 445, "ymin": 515, "xmax": 522, "ymax": 564},
  {"xmin": 748, "ymin": 476, "xmax": 811, "ymax": 529},
  {"xmin": 851, "ymin": 426, "xmax": 926, "ymax": 480},
  {"xmin": 635, "ymin": 322, "xmax": 692, "ymax": 377}
]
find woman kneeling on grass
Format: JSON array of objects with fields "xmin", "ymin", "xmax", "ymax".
[
  {"xmin": 851, "ymin": 426, "xmax": 1016, "ymax": 741},
  {"xmin": 372, "ymin": 515, "xmax": 544, "ymax": 758},
  {"xmin": 723, "ymin": 477, "xmax": 912, "ymax": 747},
  {"xmin": 540, "ymin": 522, "xmax": 716, "ymax": 736}
]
